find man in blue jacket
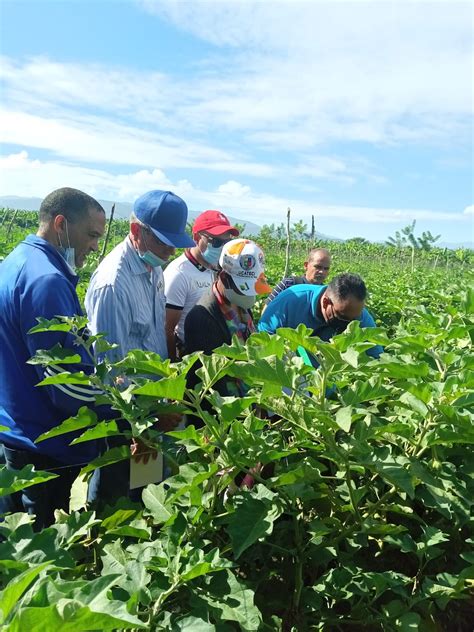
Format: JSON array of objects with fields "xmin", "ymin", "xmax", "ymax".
[
  {"xmin": 0, "ymin": 187, "xmax": 108, "ymax": 529},
  {"xmin": 258, "ymin": 272, "xmax": 383, "ymax": 361}
]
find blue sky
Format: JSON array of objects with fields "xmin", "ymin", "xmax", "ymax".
[{"xmin": 0, "ymin": 0, "xmax": 472, "ymax": 243}]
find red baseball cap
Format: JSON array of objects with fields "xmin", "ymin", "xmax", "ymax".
[{"xmin": 193, "ymin": 210, "xmax": 239, "ymax": 237}]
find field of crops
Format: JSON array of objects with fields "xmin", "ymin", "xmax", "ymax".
[{"xmin": 0, "ymin": 209, "xmax": 473, "ymax": 631}]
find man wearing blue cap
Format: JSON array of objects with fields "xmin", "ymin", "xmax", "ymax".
[
  {"xmin": 85, "ymin": 190, "xmax": 194, "ymax": 505},
  {"xmin": 86, "ymin": 190, "xmax": 194, "ymax": 362}
]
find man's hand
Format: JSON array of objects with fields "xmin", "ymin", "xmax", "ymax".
[
  {"xmin": 131, "ymin": 438, "xmax": 157, "ymax": 464},
  {"xmin": 155, "ymin": 413, "xmax": 182, "ymax": 432}
]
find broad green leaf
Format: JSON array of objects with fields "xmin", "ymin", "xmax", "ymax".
[
  {"xmin": 53, "ymin": 511, "xmax": 100, "ymax": 546},
  {"xmin": 377, "ymin": 356, "xmax": 431, "ymax": 378},
  {"xmin": 35, "ymin": 407, "xmax": 97, "ymax": 443},
  {"xmin": 142, "ymin": 483, "xmax": 172, "ymax": 524},
  {"xmin": 0, "ymin": 465, "xmax": 58, "ymax": 497},
  {"xmin": 172, "ymin": 616, "xmax": 216, "ymax": 631},
  {"xmin": 335, "ymin": 406, "xmax": 352, "ymax": 432},
  {"xmin": 189, "ymin": 569, "xmax": 261, "ymax": 631},
  {"xmin": 36, "ymin": 371, "xmax": 93, "ymax": 387},
  {"xmin": 196, "ymin": 353, "xmax": 234, "ymax": 387},
  {"xmin": 79, "ymin": 446, "xmax": 131, "ymax": 475},
  {"xmin": 69, "ymin": 473, "xmax": 89, "ymax": 512},
  {"xmin": 112, "ymin": 348, "xmax": 176, "ymax": 376},
  {"xmin": 371, "ymin": 458, "xmax": 415, "ymax": 498},
  {"xmin": 180, "ymin": 548, "xmax": 231, "ymax": 582},
  {"xmin": 5, "ymin": 601, "xmax": 146, "ymax": 631},
  {"xmin": 227, "ymin": 486, "xmax": 283, "ymax": 559},
  {"xmin": 28, "ymin": 316, "xmax": 88, "ymax": 334},
  {"xmin": 100, "ymin": 508, "xmax": 139, "ymax": 531},
  {"xmin": 399, "ymin": 392, "xmax": 428, "ymax": 417},
  {"xmin": 133, "ymin": 373, "xmax": 187, "ymax": 399},
  {"xmin": 396, "ymin": 612, "xmax": 421, "ymax": 630},
  {"xmin": 208, "ymin": 394, "xmax": 257, "ymax": 423},
  {"xmin": 340, "ymin": 347, "xmax": 360, "ymax": 368},
  {"xmin": 70, "ymin": 420, "xmax": 120, "ymax": 445},
  {"xmin": 27, "ymin": 344, "xmax": 82, "ymax": 366},
  {"xmin": 0, "ymin": 562, "xmax": 50, "ymax": 623}
]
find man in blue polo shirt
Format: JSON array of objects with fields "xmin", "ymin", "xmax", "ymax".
[{"xmin": 258, "ymin": 272, "xmax": 383, "ymax": 361}]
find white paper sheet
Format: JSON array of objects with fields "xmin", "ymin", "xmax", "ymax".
[{"xmin": 129, "ymin": 452, "xmax": 164, "ymax": 490}]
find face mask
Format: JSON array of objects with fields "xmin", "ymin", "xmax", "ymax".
[
  {"xmin": 139, "ymin": 250, "xmax": 167, "ymax": 268},
  {"xmin": 139, "ymin": 230, "xmax": 167, "ymax": 268},
  {"xmin": 201, "ymin": 244, "xmax": 222, "ymax": 267},
  {"xmin": 326, "ymin": 317, "xmax": 350, "ymax": 334},
  {"xmin": 58, "ymin": 220, "xmax": 76, "ymax": 272},
  {"xmin": 223, "ymin": 288, "xmax": 256, "ymax": 309}
]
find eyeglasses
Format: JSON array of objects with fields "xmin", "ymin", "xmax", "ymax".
[
  {"xmin": 202, "ymin": 234, "xmax": 231, "ymax": 248},
  {"xmin": 142, "ymin": 225, "xmax": 169, "ymax": 248},
  {"xmin": 330, "ymin": 307, "xmax": 352, "ymax": 323},
  {"xmin": 327, "ymin": 299, "xmax": 353, "ymax": 326}
]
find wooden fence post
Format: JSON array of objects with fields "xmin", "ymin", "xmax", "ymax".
[
  {"xmin": 283, "ymin": 207, "xmax": 291, "ymax": 278},
  {"xmin": 100, "ymin": 203, "xmax": 115, "ymax": 262}
]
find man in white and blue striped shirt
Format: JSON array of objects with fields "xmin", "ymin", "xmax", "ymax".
[{"xmin": 85, "ymin": 190, "xmax": 194, "ymax": 505}]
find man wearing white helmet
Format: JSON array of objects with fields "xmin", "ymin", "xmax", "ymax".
[
  {"xmin": 164, "ymin": 210, "xmax": 239, "ymax": 360},
  {"xmin": 184, "ymin": 239, "xmax": 271, "ymax": 406}
]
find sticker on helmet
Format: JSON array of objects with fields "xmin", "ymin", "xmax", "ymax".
[{"xmin": 240, "ymin": 254, "xmax": 256, "ymax": 270}]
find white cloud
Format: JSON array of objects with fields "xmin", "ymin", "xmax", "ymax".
[
  {"xmin": 464, "ymin": 205, "xmax": 474, "ymax": 215},
  {"xmin": 0, "ymin": 108, "xmax": 274, "ymax": 177},
  {"xmin": 2, "ymin": 0, "xmax": 472, "ymax": 168},
  {"xmin": 0, "ymin": 150, "xmax": 40, "ymax": 169},
  {"xmin": 138, "ymin": 0, "xmax": 472, "ymax": 145},
  {"xmin": 0, "ymin": 3, "xmax": 471, "ymax": 242},
  {"xmin": 217, "ymin": 180, "xmax": 251, "ymax": 197},
  {"xmin": 0, "ymin": 152, "xmax": 468, "ymax": 229}
]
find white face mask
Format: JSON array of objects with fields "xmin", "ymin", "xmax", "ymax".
[
  {"xmin": 58, "ymin": 219, "xmax": 76, "ymax": 272},
  {"xmin": 223, "ymin": 288, "xmax": 256, "ymax": 309}
]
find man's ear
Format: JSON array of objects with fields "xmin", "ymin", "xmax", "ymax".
[
  {"xmin": 53, "ymin": 214, "xmax": 66, "ymax": 232},
  {"xmin": 321, "ymin": 293, "xmax": 330, "ymax": 308},
  {"xmin": 303, "ymin": 260, "xmax": 309, "ymax": 271},
  {"xmin": 130, "ymin": 222, "xmax": 140, "ymax": 238}
]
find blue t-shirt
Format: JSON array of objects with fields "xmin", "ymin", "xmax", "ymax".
[{"xmin": 258, "ymin": 284, "xmax": 383, "ymax": 359}]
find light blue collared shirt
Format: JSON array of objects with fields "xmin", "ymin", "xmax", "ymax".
[{"xmin": 85, "ymin": 237, "xmax": 168, "ymax": 362}]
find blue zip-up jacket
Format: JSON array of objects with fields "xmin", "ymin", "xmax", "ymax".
[
  {"xmin": 258, "ymin": 284, "xmax": 383, "ymax": 362},
  {"xmin": 0, "ymin": 235, "xmax": 106, "ymax": 464}
]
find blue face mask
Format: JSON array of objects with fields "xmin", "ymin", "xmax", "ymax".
[
  {"xmin": 58, "ymin": 219, "xmax": 76, "ymax": 272},
  {"xmin": 201, "ymin": 244, "xmax": 223, "ymax": 267},
  {"xmin": 139, "ymin": 250, "xmax": 166, "ymax": 268}
]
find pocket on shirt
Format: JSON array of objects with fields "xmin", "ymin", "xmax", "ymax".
[{"xmin": 130, "ymin": 321, "xmax": 150, "ymax": 339}]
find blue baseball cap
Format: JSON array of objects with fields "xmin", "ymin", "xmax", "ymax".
[{"xmin": 134, "ymin": 190, "xmax": 194, "ymax": 248}]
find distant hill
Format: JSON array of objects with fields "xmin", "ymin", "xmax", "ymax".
[
  {"xmin": 0, "ymin": 195, "xmax": 262, "ymax": 236},
  {"xmin": 2, "ymin": 195, "xmax": 470, "ymax": 248},
  {"xmin": 0, "ymin": 195, "xmax": 337, "ymax": 240}
]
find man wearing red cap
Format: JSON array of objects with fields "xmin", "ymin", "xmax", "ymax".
[{"xmin": 163, "ymin": 210, "xmax": 239, "ymax": 360}]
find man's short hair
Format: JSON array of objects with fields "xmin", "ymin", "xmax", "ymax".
[
  {"xmin": 129, "ymin": 211, "xmax": 146, "ymax": 227},
  {"xmin": 327, "ymin": 273, "xmax": 367, "ymax": 302},
  {"xmin": 308, "ymin": 247, "xmax": 331, "ymax": 261},
  {"xmin": 39, "ymin": 187, "xmax": 105, "ymax": 226}
]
